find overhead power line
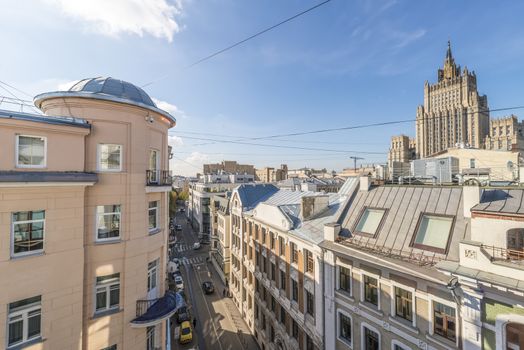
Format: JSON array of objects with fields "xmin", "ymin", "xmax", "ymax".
[
  {"xmin": 172, "ymin": 105, "xmax": 524, "ymax": 148},
  {"xmin": 141, "ymin": 0, "xmax": 334, "ymax": 87},
  {"xmin": 0, "ymin": 80, "xmax": 34, "ymax": 99},
  {"xmin": 178, "ymin": 135, "xmax": 385, "ymax": 154}
]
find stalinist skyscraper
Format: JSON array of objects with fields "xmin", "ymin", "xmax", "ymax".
[{"xmin": 415, "ymin": 41, "xmax": 490, "ymax": 158}]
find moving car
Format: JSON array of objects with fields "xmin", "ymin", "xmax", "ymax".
[
  {"xmin": 193, "ymin": 242, "xmax": 201, "ymax": 250},
  {"xmin": 179, "ymin": 321, "xmax": 193, "ymax": 344},
  {"xmin": 202, "ymin": 281, "xmax": 214, "ymax": 294},
  {"xmin": 174, "ymin": 275, "xmax": 184, "ymax": 290}
]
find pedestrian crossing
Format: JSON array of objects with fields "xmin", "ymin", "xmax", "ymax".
[
  {"xmin": 172, "ymin": 243, "xmax": 191, "ymax": 253},
  {"xmin": 181, "ymin": 256, "xmax": 205, "ymax": 266}
]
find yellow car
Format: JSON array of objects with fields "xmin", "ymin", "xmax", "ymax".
[{"xmin": 179, "ymin": 321, "xmax": 193, "ymax": 344}]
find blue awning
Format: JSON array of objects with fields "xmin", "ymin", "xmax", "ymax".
[{"xmin": 130, "ymin": 291, "xmax": 186, "ymax": 328}]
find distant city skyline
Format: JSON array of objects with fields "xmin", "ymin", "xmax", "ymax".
[{"xmin": 2, "ymin": 0, "xmax": 524, "ymax": 176}]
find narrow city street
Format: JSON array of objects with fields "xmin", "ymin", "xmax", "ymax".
[{"xmin": 170, "ymin": 205, "xmax": 258, "ymax": 350}]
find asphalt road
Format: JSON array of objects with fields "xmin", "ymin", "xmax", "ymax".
[{"xmin": 170, "ymin": 205, "xmax": 258, "ymax": 350}]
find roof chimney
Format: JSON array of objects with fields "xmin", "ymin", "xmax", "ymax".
[
  {"xmin": 324, "ymin": 223, "xmax": 341, "ymax": 242},
  {"xmin": 463, "ymin": 185, "xmax": 481, "ymax": 218},
  {"xmin": 301, "ymin": 195, "xmax": 329, "ymax": 220},
  {"xmin": 360, "ymin": 176, "xmax": 371, "ymax": 192}
]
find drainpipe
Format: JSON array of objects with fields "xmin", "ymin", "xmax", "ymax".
[
  {"xmin": 447, "ymin": 277, "xmax": 463, "ymax": 349},
  {"xmin": 321, "ymin": 248, "xmax": 326, "ymax": 350}
]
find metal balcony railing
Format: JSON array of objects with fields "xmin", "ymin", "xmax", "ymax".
[
  {"xmin": 146, "ymin": 170, "xmax": 172, "ymax": 186},
  {"xmin": 135, "ymin": 298, "xmax": 159, "ymax": 317},
  {"xmin": 482, "ymin": 244, "xmax": 524, "ymax": 263}
]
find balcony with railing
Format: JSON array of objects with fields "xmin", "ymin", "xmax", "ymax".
[
  {"xmin": 130, "ymin": 291, "xmax": 181, "ymax": 328},
  {"xmin": 146, "ymin": 170, "xmax": 172, "ymax": 186},
  {"xmin": 481, "ymin": 244, "xmax": 524, "ymax": 264}
]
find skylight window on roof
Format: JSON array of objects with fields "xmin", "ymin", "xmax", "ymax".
[
  {"xmin": 411, "ymin": 214, "xmax": 454, "ymax": 253},
  {"xmin": 354, "ymin": 208, "xmax": 386, "ymax": 237}
]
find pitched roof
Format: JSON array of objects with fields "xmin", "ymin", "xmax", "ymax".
[
  {"xmin": 471, "ymin": 189, "xmax": 524, "ymax": 216},
  {"xmin": 235, "ymin": 183, "xmax": 279, "ymax": 210}
]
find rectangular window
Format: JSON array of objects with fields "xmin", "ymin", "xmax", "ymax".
[
  {"xmin": 338, "ymin": 313, "xmax": 352, "ymax": 345},
  {"xmin": 271, "ymin": 296, "xmax": 276, "ymax": 313},
  {"xmin": 364, "ymin": 327, "xmax": 379, "ymax": 350},
  {"xmin": 291, "ymin": 242, "xmax": 298, "ymax": 263},
  {"xmin": 280, "ymin": 270, "xmax": 286, "ymax": 291},
  {"xmin": 262, "ymin": 228, "xmax": 266, "ymax": 245},
  {"xmin": 270, "ymin": 262, "xmax": 276, "ymax": 282},
  {"xmin": 279, "ymin": 236, "xmax": 285, "ymax": 256},
  {"xmin": 148, "ymin": 201, "xmax": 158, "ymax": 231},
  {"xmin": 433, "ymin": 301, "xmax": 456, "ymax": 341},
  {"xmin": 395, "ymin": 287, "xmax": 413, "ymax": 322},
  {"xmin": 98, "ymin": 144, "xmax": 122, "ymax": 171},
  {"xmin": 306, "ymin": 290, "xmax": 315, "ymax": 316},
  {"xmin": 280, "ymin": 306, "xmax": 286, "ymax": 324},
  {"xmin": 412, "ymin": 214, "xmax": 454, "ymax": 253},
  {"xmin": 146, "ymin": 326, "xmax": 156, "ymax": 350},
  {"xmin": 363, "ymin": 275, "xmax": 379, "ymax": 306},
  {"xmin": 292, "ymin": 279, "xmax": 298, "ymax": 302},
  {"xmin": 96, "ymin": 205, "xmax": 121, "ymax": 241},
  {"xmin": 355, "ymin": 208, "xmax": 385, "ymax": 236},
  {"xmin": 338, "ymin": 266, "xmax": 351, "ymax": 293},
  {"xmin": 270, "ymin": 232, "xmax": 275, "ymax": 250},
  {"xmin": 12, "ymin": 210, "xmax": 45, "ymax": 257},
  {"xmin": 292, "ymin": 319, "xmax": 299, "ymax": 340},
  {"xmin": 305, "ymin": 249, "xmax": 314, "ymax": 273},
  {"xmin": 95, "ymin": 273, "xmax": 120, "ymax": 313},
  {"xmin": 7, "ymin": 296, "xmax": 41, "ymax": 347},
  {"xmin": 147, "ymin": 260, "xmax": 158, "ymax": 292},
  {"xmin": 16, "ymin": 135, "xmax": 46, "ymax": 168}
]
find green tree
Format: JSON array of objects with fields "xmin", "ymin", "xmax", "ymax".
[{"xmin": 169, "ymin": 191, "xmax": 178, "ymax": 217}]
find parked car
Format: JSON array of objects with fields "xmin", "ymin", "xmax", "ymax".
[
  {"xmin": 175, "ymin": 275, "xmax": 184, "ymax": 290},
  {"xmin": 193, "ymin": 242, "xmax": 201, "ymax": 250},
  {"xmin": 179, "ymin": 321, "xmax": 193, "ymax": 344},
  {"xmin": 175, "ymin": 224, "xmax": 182, "ymax": 231},
  {"xmin": 202, "ymin": 281, "xmax": 214, "ymax": 294},
  {"xmin": 177, "ymin": 306, "xmax": 190, "ymax": 323}
]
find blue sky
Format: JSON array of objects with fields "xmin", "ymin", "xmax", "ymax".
[{"xmin": 2, "ymin": 0, "xmax": 524, "ymax": 176}]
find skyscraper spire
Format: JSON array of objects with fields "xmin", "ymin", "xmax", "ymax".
[
  {"xmin": 446, "ymin": 40, "xmax": 453, "ymax": 62},
  {"xmin": 438, "ymin": 40, "xmax": 460, "ymax": 81}
]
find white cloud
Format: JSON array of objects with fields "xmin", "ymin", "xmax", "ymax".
[
  {"xmin": 152, "ymin": 97, "xmax": 187, "ymax": 119},
  {"xmin": 186, "ymin": 151, "xmax": 209, "ymax": 164},
  {"xmin": 44, "ymin": 0, "xmax": 183, "ymax": 42},
  {"xmin": 168, "ymin": 135, "xmax": 184, "ymax": 147}
]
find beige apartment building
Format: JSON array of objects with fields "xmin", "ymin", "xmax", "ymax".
[
  {"xmin": 255, "ymin": 164, "xmax": 288, "ymax": 183},
  {"xmin": 387, "ymin": 135, "xmax": 416, "ymax": 169},
  {"xmin": 0, "ymin": 77, "xmax": 176, "ymax": 350},
  {"xmin": 485, "ymin": 115, "xmax": 524, "ymax": 152},
  {"xmin": 209, "ymin": 193, "xmax": 231, "ymax": 284},
  {"xmin": 415, "ymin": 41, "xmax": 490, "ymax": 158},
  {"xmin": 203, "ymin": 160, "xmax": 255, "ymax": 175}
]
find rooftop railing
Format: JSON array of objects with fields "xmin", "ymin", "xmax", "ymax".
[
  {"xmin": 337, "ymin": 236, "xmax": 443, "ymax": 266},
  {"xmin": 146, "ymin": 170, "xmax": 172, "ymax": 186},
  {"xmin": 481, "ymin": 244, "xmax": 524, "ymax": 264}
]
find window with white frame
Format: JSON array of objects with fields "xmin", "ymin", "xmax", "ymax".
[
  {"xmin": 363, "ymin": 326, "xmax": 380, "ymax": 350},
  {"xmin": 12, "ymin": 210, "xmax": 45, "ymax": 257},
  {"xmin": 148, "ymin": 150, "xmax": 159, "ymax": 183},
  {"xmin": 394, "ymin": 286, "xmax": 413, "ymax": 322},
  {"xmin": 147, "ymin": 260, "xmax": 158, "ymax": 292},
  {"xmin": 98, "ymin": 144, "xmax": 122, "ymax": 171},
  {"xmin": 7, "ymin": 296, "xmax": 41, "ymax": 347},
  {"xmin": 95, "ymin": 273, "xmax": 120, "ymax": 313},
  {"xmin": 16, "ymin": 135, "xmax": 46, "ymax": 168},
  {"xmin": 96, "ymin": 205, "xmax": 121, "ymax": 241},
  {"xmin": 305, "ymin": 249, "xmax": 314, "ymax": 274},
  {"xmin": 146, "ymin": 326, "xmax": 156, "ymax": 350},
  {"xmin": 433, "ymin": 301, "xmax": 456, "ymax": 342},
  {"xmin": 411, "ymin": 214, "xmax": 453, "ymax": 253},
  {"xmin": 363, "ymin": 275, "xmax": 379, "ymax": 306},
  {"xmin": 148, "ymin": 201, "xmax": 158, "ymax": 231},
  {"xmin": 337, "ymin": 311, "xmax": 352, "ymax": 346},
  {"xmin": 338, "ymin": 266, "xmax": 351, "ymax": 294}
]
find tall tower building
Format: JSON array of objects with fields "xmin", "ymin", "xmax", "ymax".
[{"xmin": 415, "ymin": 41, "xmax": 490, "ymax": 158}]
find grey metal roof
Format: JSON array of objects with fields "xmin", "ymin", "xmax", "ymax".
[
  {"xmin": 339, "ymin": 185, "xmax": 469, "ymax": 262},
  {"xmin": 0, "ymin": 109, "xmax": 90, "ymax": 129},
  {"xmin": 33, "ymin": 77, "xmax": 176, "ymax": 124},
  {"xmin": 471, "ymin": 189, "xmax": 524, "ymax": 216},
  {"xmin": 0, "ymin": 171, "xmax": 98, "ymax": 183},
  {"xmin": 235, "ymin": 183, "xmax": 279, "ymax": 210},
  {"xmin": 69, "ymin": 77, "xmax": 155, "ymax": 107}
]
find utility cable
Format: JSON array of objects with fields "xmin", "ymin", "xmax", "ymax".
[{"xmin": 142, "ymin": 0, "xmax": 334, "ymax": 87}]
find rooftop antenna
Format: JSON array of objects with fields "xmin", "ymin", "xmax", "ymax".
[{"xmin": 349, "ymin": 156, "xmax": 364, "ymax": 171}]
